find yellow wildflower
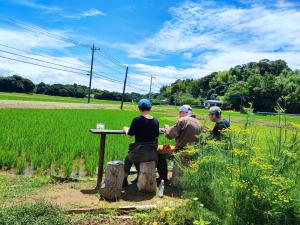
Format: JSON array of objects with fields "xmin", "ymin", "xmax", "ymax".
[
  {"xmin": 231, "ymin": 149, "xmax": 248, "ymax": 157},
  {"xmin": 163, "ymin": 207, "xmax": 174, "ymax": 212},
  {"xmin": 249, "ymin": 157, "xmax": 272, "ymax": 170}
]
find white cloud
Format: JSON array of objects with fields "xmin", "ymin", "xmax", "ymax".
[
  {"xmin": 0, "ymin": 53, "xmax": 137, "ymax": 93},
  {"xmin": 82, "ymin": 8, "xmax": 106, "ymax": 17},
  {"xmin": 121, "ymin": 0, "xmax": 300, "ymax": 76},
  {"xmin": 127, "ymin": 63, "xmax": 209, "ymax": 92},
  {"xmin": 63, "ymin": 8, "xmax": 106, "ymax": 20},
  {"xmin": 0, "ymin": 28, "xmax": 136, "ymax": 93},
  {"xmin": 1, "ymin": 0, "xmax": 300, "ymax": 93},
  {"xmin": 10, "ymin": 0, "xmax": 62, "ymax": 12},
  {"xmin": 0, "ymin": 28, "xmax": 73, "ymax": 50},
  {"xmin": 183, "ymin": 52, "xmax": 192, "ymax": 59},
  {"xmin": 9, "ymin": 1, "xmax": 105, "ymax": 20}
]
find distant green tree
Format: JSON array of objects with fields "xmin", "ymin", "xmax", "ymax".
[
  {"xmin": 224, "ymin": 81, "xmax": 249, "ymax": 111},
  {"xmin": 158, "ymin": 59, "xmax": 299, "ymax": 113},
  {"xmin": 0, "ymin": 75, "xmax": 34, "ymax": 93},
  {"xmin": 36, "ymin": 82, "xmax": 50, "ymax": 94}
]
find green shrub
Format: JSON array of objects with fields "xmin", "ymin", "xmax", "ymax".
[
  {"xmin": 0, "ymin": 200, "xmax": 70, "ymax": 225},
  {"xmin": 178, "ymin": 115, "xmax": 300, "ymax": 225},
  {"xmin": 133, "ymin": 201, "xmax": 221, "ymax": 225}
]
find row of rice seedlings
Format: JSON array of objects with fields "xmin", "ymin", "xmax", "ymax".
[{"xmin": 0, "ymin": 108, "xmax": 175, "ymax": 176}]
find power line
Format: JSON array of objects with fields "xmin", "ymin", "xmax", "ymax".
[
  {"xmin": 0, "ymin": 15, "xmax": 90, "ymax": 48},
  {"xmin": 0, "ymin": 49, "xmax": 89, "ymax": 73},
  {"xmin": 97, "ymin": 50, "xmax": 125, "ymax": 69},
  {"xmin": 95, "ymin": 51, "xmax": 125, "ymax": 71},
  {"xmin": 93, "ymin": 59, "xmax": 124, "ymax": 75},
  {"xmin": 0, "ymin": 53, "xmax": 145, "ymax": 93},
  {"xmin": 0, "ymin": 49, "xmax": 140, "ymax": 88},
  {"xmin": 0, "ymin": 44, "xmax": 127, "ymax": 84},
  {"xmin": 100, "ymin": 48, "xmax": 123, "ymax": 65},
  {"xmin": 0, "ymin": 15, "xmax": 125, "ymax": 69},
  {"xmin": 93, "ymin": 73, "xmax": 145, "ymax": 92},
  {"xmin": 0, "ymin": 16, "xmax": 148, "ymax": 93},
  {"xmin": 0, "ymin": 54, "xmax": 87, "ymax": 75},
  {"xmin": 0, "ymin": 43, "xmax": 90, "ymax": 70}
]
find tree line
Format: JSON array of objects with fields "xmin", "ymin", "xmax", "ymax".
[
  {"xmin": 1, "ymin": 59, "xmax": 299, "ymax": 113},
  {"xmin": 157, "ymin": 59, "xmax": 300, "ymax": 113},
  {"xmin": 0, "ymin": 75, "xmax": 144, "ymax": 102}
]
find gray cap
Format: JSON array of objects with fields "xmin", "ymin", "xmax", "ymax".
[{"xmin": 209, "ymin": 106, "xmax": 221, "ymax": 116}]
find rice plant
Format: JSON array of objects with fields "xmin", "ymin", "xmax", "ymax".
[{"xmin": 0, "ymin": 108, "xmax": 174, "ymax": 176}]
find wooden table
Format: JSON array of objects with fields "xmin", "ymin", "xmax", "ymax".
[
  {"xmin": 90, "ymin": 128, "xmax": 165, "ymax": 189},
  {"xmin": 90, "ymin": 129, "xmax": 126, "ymax": 189}
]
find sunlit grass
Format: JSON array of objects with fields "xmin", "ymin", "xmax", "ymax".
[{"xmin": 0, "ymin": 108, "xmax": 174, "ymax": 176}]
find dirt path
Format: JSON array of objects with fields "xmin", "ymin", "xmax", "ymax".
[
  {"xmin": 0, "ymin": 100, "xmax": 118, "ymax": 109},
  {"xmin": 2, "ymin": 174, "xmax": 183, "ymax": 210},
  {"xmin": 40, "ymin": 181, "xmax": 182, "ymax": 210}
]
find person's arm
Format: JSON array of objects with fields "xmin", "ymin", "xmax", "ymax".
[
  {"xmin": 164, "ymin": 120, "xmax": 183, "ymax": 139},
  {"xmin": 124, "ymin": 119, "xmax": 136, "ymax": 137},
  {"xmin": 155, "ymin": 119, "xmax": 160, "ymax": 138}
]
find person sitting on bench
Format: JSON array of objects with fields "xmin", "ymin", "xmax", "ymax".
[
  {"xmin": 123, "ymin": 99, "xmax": 159, "ymax": 187},
  {"xmin": 157, "ymin": 105, "xmax": 201, "ymax": 184}
]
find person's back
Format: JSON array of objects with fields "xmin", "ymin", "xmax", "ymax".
[
  {"xmin": 169, "ymin": 116, "xmax": 201, "ymax": 149},
  {"xmin": 128, "ymin": 115, "xmax": 159, "ymax": 143},
  {"xmin": 123, "ymin": 99, "xmax": 159, "ymax": 187}
]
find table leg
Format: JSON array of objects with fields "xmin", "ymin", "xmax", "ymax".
[{"xmin": 96, "ymin": 134, "xmax": 106, "ymax": 189}]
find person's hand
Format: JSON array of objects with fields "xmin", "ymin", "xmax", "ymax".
[
  {"xmin": 202, "ymin": 125, "xmax": 210, "ymax": 132},
  {"xmin": 123, "ymin": 126, "xmax": 129, "ymax": 134},
  {"xmin": 159, "ymin": 128, "xmax": 165, "ymax": 134}
]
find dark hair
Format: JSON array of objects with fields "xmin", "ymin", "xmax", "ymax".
[{"xmin": 139, "ymin": 106, "xmax": 151, "ymax": 111}]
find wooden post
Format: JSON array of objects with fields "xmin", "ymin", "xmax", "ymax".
[
  {"xmin": 100, "ymin": 161, "xmax": 125, "ymax": 200},
  {"xmin": 137, "ymin": 161, "xmax": 157, "ymax": 193},
  {"xmin": 96, "ymin": 134, "xmax": 106, "ymax": 189}
]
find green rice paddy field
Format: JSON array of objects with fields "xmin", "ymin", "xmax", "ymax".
[
  {"xmin": 0, "ymin": 95, "xmax": 299, "ymax": 177},
  {"xmin": 0, "ymin": 108, "xmax": 176, "ymax": 176}
]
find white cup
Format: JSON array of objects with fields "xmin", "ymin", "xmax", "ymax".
[{"xmin": 96, "ymin": 123, "xmax": 105, "ymax": 130}]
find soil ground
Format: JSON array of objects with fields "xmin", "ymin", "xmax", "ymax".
[
  {"xmin": 1, "ymin": 171, "xmax": 183, "ymax": 210},
  {"xmin": 0, "ymin": 100, "xmax": 116, "ymax": 109}
]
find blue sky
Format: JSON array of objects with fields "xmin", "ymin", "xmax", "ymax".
[{"xmin": 0, "ymin": 0, "xmax": 299, "ymax": 93}]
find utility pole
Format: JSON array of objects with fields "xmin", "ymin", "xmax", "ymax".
[
  {"xmin": 120, "ymin": 66, "xmax": 129, "ymax": 110},
  {"xmin": 149, "ymin": 75, "xmax": 155, "ymax": 99},
  {"xmin": 87, "ymin": 43, "xmax": 100, "ymax": 103}
]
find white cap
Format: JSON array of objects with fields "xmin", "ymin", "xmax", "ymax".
[{"xmin": 179, "ymin": 105, "xmax": 193, "ymax": 116}]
